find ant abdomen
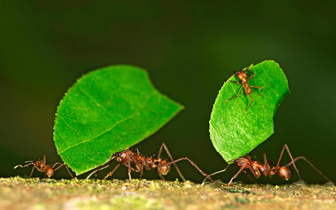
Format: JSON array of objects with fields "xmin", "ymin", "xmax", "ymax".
[
  {"xmin": 278, "ymin": 166, "xmax": 292, "ymax": 181},
  {"xmin": 158, "ymin": 160, "xmax": 170, "ymax": 175}
]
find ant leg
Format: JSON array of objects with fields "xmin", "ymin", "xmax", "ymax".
[
  {"xmin": 161, "ymin": 157, "xmax": 214, "ymax": 181},
  {"xmin": 245, "ymin": 68, "xmax": 255, "ymax": 81},
  {"xmin": 14, "ymin": 162, "xmax": 39, "ymax": 178},
  {"xmin": 226, "ymin": 164, "xmax": 247, "ymax": 186},
  {"xmin": 158, "ymin": 173, "xmax": 166, "ymax": 181},
  {"xmin": 263, "ymin": 154, "xmax": 269, "ymax": 176},
  {"xmin": 246, "ymin": 94, "xmax": 254, "ymax": 115},
  {"xmin": 43, "ymin": 155, "xmax": 47, "ymax": 166},
  {"xmin": 126, "ymin": 156, "xmax": 132, "ymax": 181},
  {"xmin": 86, "ymin": 164, "xmax": 111, "ymax": 179},
  {"xmin": 285, "ymin": 156, "xmax": 333, "ymax": 183},
  {"xmin": 201, "ymin": 164, "xmax": 231, "ymax": 186},
  {"xmin": 52, "ymin": 163, "xmax": 75, "ymax": 179},
  {"xmin": 30, "ymin": 166, "xmax": 35, "ymax": 178},
  {"xmin": 229, "ymin": 80, "xmax": 242, "ymax": 85},
  {"xmin": 124, "ymin": 155, "xmax": 140, "ymax": 181},
  {"xmin": 95, "ymin": 157, "xmax": 116, "ymax": 178},
  {"xmin": 226, "ymin": 162, "xmax": 261, "ymax": 186},
  {"xmin": 250, "ymin": 86, "xmax": 264, "ymax": 96},
  {"xmin": 245, "ymin": 67, "xmax": 254, "ymax": 75},
  {"xmin": 276, "ymin": 144, "xmax": 302, "ymax": 182},
  {"xmin": 139, "ymin": 165, "xmax": 144, "ymax": 180},
  {"xmin": 225, "ymin": 86, "xmax": 244, "ymax": 104},
  {"xmin": 158, "ymin": 143, "xmax": 186, "ymax": 182},
  {"xmin": 89, "ymin": 156, "xmax": 117, "ymax": 179},
  {"xmin": 14, "ymin": 162, "xmax": 34, "ymax": 169},
  {"xmin": 103, "ymin": 163, "xmax": 121, "ymax": 180},
  {"xmin": 243, "ymin": 171, "xmax": 260, "ymax": 186}
]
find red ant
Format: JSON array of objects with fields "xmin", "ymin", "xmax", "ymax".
[
  {"xmin": 225, "ymin": 67, "xmax": 264, "ymax": 115},
  {"xmin": 202, "ymin": 144, "xmax": 333, "ymax": 186},
  {"xmin": 14, "ymin": 155, "xmax": 74, "ymax": 179},
  {"xmin": 86, "ymin": 143, "xmax": 213, "ymax": 182}
]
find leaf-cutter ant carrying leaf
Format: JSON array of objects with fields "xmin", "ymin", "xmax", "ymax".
[
  {"xmin": 86, "ymin": 143, "xmax": 213, "ymax": 182},
  {"xmin": 202, "ymin": 144, "xmax": 333, "ymax": 185}
]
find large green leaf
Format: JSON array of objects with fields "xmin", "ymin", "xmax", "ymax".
[
  {"xmin": 210, "ymin": 60, "xmax": 290, "ymax": 163},
  {"xmin": 54, "ymin": 65, "xmax": 183, "ymax": 175}
]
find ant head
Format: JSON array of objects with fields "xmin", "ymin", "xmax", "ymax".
[
  {"xmin": 158, "ymin": 160, "xmax": 170, "ymax": 176},
  {"xmin": 234, "ymin": 156, "xmax": 251, "ymax": 168},
  {"xmin": 35, "ymin": 160, "xmax": 45, "ymax": 170},
  {"xmin": 236, "ymin": 70, "xmax": 247, "ymax": 80},
  {"xmin": 278, "ymin": 166, "xmax": 292, "ymax": 180},
  {"xmin": 46, "ymin": 168, "xmax": 54, "ymax": 178}
]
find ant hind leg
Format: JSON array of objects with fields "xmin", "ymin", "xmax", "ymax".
[
  {"xmin": 52, "ymin": 163, "xmax": 75, "ymax": 179},
  {"xmin": 276, "ymin": 144, "xmax": 302, "ymax": 182},
  {"xmin": 285, "ymin": 156, "xmax": 333, "ymax": 183},
  {"xmin": 158, "ymin": 143, "xmax": 186, "ymax": 182}
]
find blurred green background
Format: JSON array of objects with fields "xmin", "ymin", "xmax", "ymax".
[{"xmin": 1, "ymin": 1, "xmax": 335, "ymax": 184}]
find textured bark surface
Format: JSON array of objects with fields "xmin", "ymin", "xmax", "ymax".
[{"xmin": 1, "ymin": 177, "xmax": 335, "ymax": 209}]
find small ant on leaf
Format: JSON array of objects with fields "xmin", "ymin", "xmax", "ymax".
[
  {"xmin": 14, "ymin": 155, "xmax": 74, "ymax": 178},
  {"xmin": 202, "ymin": 144, "xmax": 333, "ymax": 186},
  {"xmin": 225, "ymin": 67, "xmax": 264, "ymax": 115},
  {"xmin": 86, "ymin": 143, "xmax": 213, "ymax": 182}
]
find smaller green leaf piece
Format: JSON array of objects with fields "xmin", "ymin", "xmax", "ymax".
[
  {"xmin": 54, "ymin": 65, "xmax": 183, "ymax": 175},
  {"xmin": 210, "ymin": 60, "xmax": 290, "ymax": 164}
]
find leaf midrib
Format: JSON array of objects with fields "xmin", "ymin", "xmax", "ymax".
[{"xmin": 58, "ymin": 90, "xmax": 155, "ymax": 154}]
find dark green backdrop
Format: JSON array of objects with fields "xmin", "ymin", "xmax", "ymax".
[{"xmin": 1, "ymin": 1, "xmax": 335, "ymax": 184}]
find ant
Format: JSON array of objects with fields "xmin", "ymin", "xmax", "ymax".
[
  {"xmin": 86, "ymin": 143, "xmax": 213, "ymax": 182},
  {"xmin": 202, "ymin": 144, "xmax": 333, "ymax": 186},
  {"xmin": 14, "ymin": 155, "xmax": 74, "ymax": 179},
  {"xmin": 225, "ymin": 67, "xmax": 264, "ymax": 115}
]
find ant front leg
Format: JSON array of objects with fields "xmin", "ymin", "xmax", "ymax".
[
  {"xmin": 226, "ymin": 164, "xmax": 247, "ymax": 186},
  {"xmin": 86, "ymin": 156, "xmax": 116, "ymax": 179},
  {"xmin": 201, "ymin": 164, "xmax": 231, "ymax": 186},
  {"xmin": 123, "ymin": 154, "xmax": 139, "ymax": 181},
  {"xmin": 165, "ymin": 157, "xmax": 214, "ymax": 181},
  {"xmin": 15, "ymin": 160, "xmax": 42, "ymax": 178},
  {"xmin": 103, "ymin": 163, "xmax": 121, "ymax": 180},
  {"xmin": 245, "ymin": 68, "xmax": 255, "ymax": 82}
]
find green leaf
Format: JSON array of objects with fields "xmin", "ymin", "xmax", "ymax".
[
  {"xmin": 54, "ymin": 65, "xmax": 183, "ymax": 175},
  {"xmin": 209, "ymin": 60, "xmax": 290, "ymax": 163}
]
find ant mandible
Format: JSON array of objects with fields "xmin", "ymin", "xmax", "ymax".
[
  {"xmin": 202, "ymin": 144, "xmax": 333, "ymax": 186},
  {"xmin": 225, "ymin": 67, "xmax": 264, "ymax": 115},
  {"xmin": 14, "ymin": 155, "xmax": 74, "ymax": 179},
  {"xmin": 86, "ymin": 143, "xmax": 213, "ymax": 182}
]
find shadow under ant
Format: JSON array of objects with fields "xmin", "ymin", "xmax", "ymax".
[
  {"xmin": 202, "ymin": 144, "xmax": 333, "ymax": 186},
  {"xmin": 86, "ymin": 143, "xmax": 213, "ymax": 183}
]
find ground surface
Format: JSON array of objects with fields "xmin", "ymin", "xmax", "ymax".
[{"xmin": 0, "ymin": 177, "xmax": 335, "ymax": 209}]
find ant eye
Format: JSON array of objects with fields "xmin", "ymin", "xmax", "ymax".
[{"xmin": 239, "ymin": 161, "xmax": 243, "ymax": 165}]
